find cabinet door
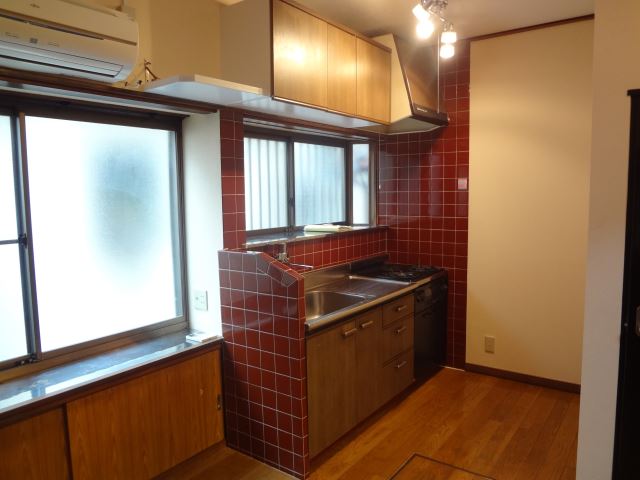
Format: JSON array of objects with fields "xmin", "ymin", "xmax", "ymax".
[
  {"xmin": 380, "ymin": 350, "xmax": 414, "ymax": 405},
  {"xmin": 354, "ymin": 308, "xmax": 382, "ymax": 422},
  {"xmin": 67, "ymin": 350, "xmax": 224, "ymax": 480},
  {"xmin": 0, "ymin": 408, "xmax": 70, "ymax": 480},
  {"xmin": 381, "ymin": 315, "xmax": 415, "ymax": 364},
  {"xmin": 356, "ymin": 38, "xmax": 391, "ymax": 123},
  {"xmin": 327, "ymin": 24, "xmax": 357, "ymax": 115},
  {"xmin": 307, "ymin": 320, "xmax": 357, "ymax": 458},
  {"xmin": 272, "ymin": 0, "xmax": 327, "ymax": 107}
]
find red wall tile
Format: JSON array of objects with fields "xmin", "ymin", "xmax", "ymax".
[
  {"xmin": 220, "ymin": 109, "xmax": 247, "ymax": 250},
  {"xmin": 378, "ymin": 41, "xmax": 470, "ymax": 368}
]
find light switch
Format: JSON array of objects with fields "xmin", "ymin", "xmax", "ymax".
[
  {"xmin": 194, "ymin": 290, "xmax": 208, "ymax": 311},
  {"xmin": 457, "ymin": 177, "xmax": 468, "ymax": 190}
]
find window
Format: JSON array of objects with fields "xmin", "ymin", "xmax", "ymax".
[
  {"xmin": 0, "ymin": 104, "xmax": 185, "ymax": 368},
  {"xmin": 244, "ymin": 129, "xmax": 374, "ymax": 233}
]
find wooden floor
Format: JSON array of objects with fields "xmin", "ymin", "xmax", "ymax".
[
  {"xmin": 156, "ymin": 443, "xmax": 290, "ymax": 479},
  {"xmin": 309, "ymin": 367, "xmax": 579, "ymax": 480},
  {"xmin": 160, "ymin": 368, "xmax": 579, "ymax": 479}
]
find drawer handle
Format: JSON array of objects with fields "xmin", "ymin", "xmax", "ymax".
[
  {"xmin": 360, "ymin": 320, "xmax": 374, "ymax": 329},
  {"xmin": 395, "ymin": 305, "xmax": 407, "ymax": 313},
  {"xmin": 395, "ymin": 325, "xmax": 407, "ymax": 335},
  {"xmin": 342, "ymin": 327, "xmax": 358, "ymax": 338},
  {"xmin": 395, "ymin": 360, "xmax": 408, "ymax": 369}
]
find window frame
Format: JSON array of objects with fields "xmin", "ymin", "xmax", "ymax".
[
  {"xmin": 244, "ymin": 126, "xmax": 376, "ymax": 236},
  {"xmin": 0, "ymin": 96, "xmax": 188, "ymax": 374}
]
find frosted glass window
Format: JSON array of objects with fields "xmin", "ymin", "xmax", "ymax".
[
  {"xmin": 25, "ymin": 116, "xmax": 182, "ymax": 352},
  {"xmin": 352, "ymin": 144, "xmax": 370, "ymax": 225},
  {"xmin": 294, "ymin": 142, "xmax": 345, "ymax": 226},
  {"xmin": 0, "ymin": 244, "xmax": 27, "ymax": 362},
  {"xmin": 0, "ymin": 115, "xmax": 17, "ymax": 241},
  {"xmin": 244, "ymin": 137, "xmax": 288, "ymax": 231}
]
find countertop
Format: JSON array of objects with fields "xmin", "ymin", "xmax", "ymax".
[{"xmin": 304, "ymin": 273, "xmax": 442, "ymax": 332}]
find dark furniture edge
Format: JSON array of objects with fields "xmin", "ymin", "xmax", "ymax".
[{"xmin": 465, "ymin": 363, "xmax": 581, "ymax": 394}]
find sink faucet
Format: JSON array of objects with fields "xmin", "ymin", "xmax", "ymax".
[
  {"xmin": 274, "ymin": 242, "xmax": 313, "ymax": 270},
  {"xmin": 275, "ymin": 242, "xmax": 289, "ymax": 263}
]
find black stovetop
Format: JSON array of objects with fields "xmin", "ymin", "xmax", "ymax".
[{"xmin": 355, "ymin": 263, "xmax": 442, "ymax": 282}]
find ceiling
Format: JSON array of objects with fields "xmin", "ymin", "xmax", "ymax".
[{"xmin": 294, "ymin": 0, "xmax": 594, "ymax": 41}]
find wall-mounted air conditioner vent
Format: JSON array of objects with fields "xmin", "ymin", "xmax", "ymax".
[{"xmin": 0, "ymin": 0, "xmax": 138, "ymax": 83}]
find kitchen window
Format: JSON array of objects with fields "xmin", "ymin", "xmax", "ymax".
[
  {"xmin": 0, "ymin": 101, "xmax": 185, "ymax": 370},
  {"xmin": 244, "ymin": 129, "xmax": 375, "ymax": 234}
]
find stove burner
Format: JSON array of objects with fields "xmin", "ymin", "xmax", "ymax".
[{"xmin": 356, "ymin": 263, "xmax": 442, "ymax": 282}]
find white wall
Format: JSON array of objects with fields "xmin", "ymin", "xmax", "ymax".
[
  {"xmin": 577, "ymin": 1, "xmax": 640, "ymax": 477},
  {"xmin": 93, "ymin": 0, "xmax": 221, "ymax": 82},
  {"xmin": 183, "ymin": 113, "xmax": 224, "ymax": 336},
  {"xmin": 467, "ymin": 21, "xmax": 593, "ymax": 385}
]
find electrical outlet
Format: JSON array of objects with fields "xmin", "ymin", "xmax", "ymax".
[
  {"xmin": 484, "ymin": 335, "xmax": 495, "ymax": 353},
  {"xmin": 194, "ymin": 290, "xmax": 208, "ymax": 311}
]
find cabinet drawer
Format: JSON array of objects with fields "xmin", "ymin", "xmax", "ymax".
[
  {"xmin": 382, "ymin": 294, "xmax": 414, "ymax": 327},
  {"xmin": 380, "ymin": 350, "xmax": 414, "ymax": 404},
  {"xmin": 381, "ymin": 316, "xmax": 414, "ymax": 363}
]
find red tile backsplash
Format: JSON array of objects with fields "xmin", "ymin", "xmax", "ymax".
[
  {"xmin": 219, "ymin": 250, "xmax": 308, "ymax": 478},
  {"xmin": 378, "ymin": 41, "xmax": 470, "ymax": 368},
  {"xmin": 253, "ymin": 228, "xmax": 387, "ymax": 271}
]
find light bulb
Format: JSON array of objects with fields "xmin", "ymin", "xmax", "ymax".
[
  {"xmin": 440, "ymin": 43, "xmax": 455, "ymax": 59},
  {"xmin": 412, "ymin": 3, "xmax": 430, "ymax": 22},
  {"xmin": 416, "ymin": 20, "xmax": 434, "ymax": 39},
  {"xmin": 441, "ymin": 30, "xmax": 457, "ymax": 44}
]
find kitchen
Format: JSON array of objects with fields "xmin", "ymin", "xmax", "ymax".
[{"xmin": 0, "ymin": 0, "xmax": 635, "ymax": 479}]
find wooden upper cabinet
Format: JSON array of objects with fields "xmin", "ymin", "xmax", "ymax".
[
  {"xmin": 327, "ymin": 25, "xmax": 357, "ymax": 115},
  {"xmin": 356, "ymin": 37, "xmax": 391, "ymax": 123},
  {"xmin": 272, "ymin": 0, "xmax": 327, "ymax": 107}
]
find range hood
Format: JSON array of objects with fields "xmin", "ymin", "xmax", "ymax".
[{"xmin": 361, "ymin": 34, "xmax": 449, "ymax": 134}]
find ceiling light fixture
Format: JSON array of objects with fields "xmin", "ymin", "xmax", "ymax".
[{"xmin": 413, "ymin": 0, "xmax": 457, "ymax": 58}]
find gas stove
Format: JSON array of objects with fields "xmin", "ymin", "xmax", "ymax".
[{"xmin": 354, "ymin": 263, "xmax": 443, "ymax": 283}]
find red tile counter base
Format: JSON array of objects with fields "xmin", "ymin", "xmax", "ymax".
[{"xmin": 219, "ymin": 250, "xmax": 309, "ymax": 478}]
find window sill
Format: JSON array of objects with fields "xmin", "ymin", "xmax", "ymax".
[
  {"xmin": 243, "ymin": 225, "xmax": 388, "ymax": 249},
  {"xmin": 0, "ymin": 330, "xmax": 223, "ymax": 426}
]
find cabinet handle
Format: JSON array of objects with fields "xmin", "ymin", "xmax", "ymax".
[
  {"xmin": 360, "ymin": 320, "xmax": 374, "ymax": 329},
  {"xmin": 342, "ymin": 327, "xmax": 358, "ymax": 338},
  {"xmin": 395, "ymin": 360, "xmax": 408, "ymax": 369},
  {"xmin": 395, "ymin": 305, "xmax": 407, "ymax": 312},
  {"xmin": 395, "ymin": 325, "xmax": 407, "ymax": 335}
]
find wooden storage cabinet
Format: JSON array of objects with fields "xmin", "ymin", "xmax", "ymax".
[
  {"xmin": 383, "ymin": 294, "xmax": 415, "ymax": 326},
  {"xmin": 0, "ymin": 408, "xmax": 70, "ymax": 480},
  {"xmin": 356, "ymin": 37, "xmax": 391, "ymax": 123},
  {"xmin": 307, "ymin": 298, "xmax": 413, "ymax": 458},
  {"xmin": 67, "ymin": 350, "xmax": 224, "ymax": 480},
  {"xmin": 381, "ymin": 315, "xmax": 414, "ymax": 364},
  {"xmin": 272, "ymin": 0, "xmax": 327, "ymax": 107},
  {"xmin": 327, "ymin": 24, "xmax": 357, "ymax": 115},
  {"xmin": 380, "ymin": 350, "xmax": 414, "ymax": 405},
  {"xmin": 269, "ymin": 0, "xmax": 390, "ymax": 123},
  {"xmin": 307, "ymin": 319, "xmax": 357, "ymax": 458},
  {"xmin": 354, "ymin": 308, "xmax": 383, "ymax": 423}
]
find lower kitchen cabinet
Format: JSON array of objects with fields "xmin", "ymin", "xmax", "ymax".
[
  {"xmin": 307, "ymin": 319, "xmax": 358, "ymax": 458},
  {"xmin": 67, "ymin": 349, "xmax": 224, "ymax": 480},
  {"xmin": 307, "ymin": 303, "xmax": 414, "ymax": 458},
  {"xmin": 0, "ymin": 408, "xmax": 70, "ymax": 480}
]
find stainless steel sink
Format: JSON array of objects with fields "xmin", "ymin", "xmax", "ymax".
[{"xmin": 305, "ymin": 291, "xmax": 366, "ymax": 321}]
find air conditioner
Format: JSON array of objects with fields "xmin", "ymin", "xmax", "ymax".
[{"xmin": 0, "ymin": 0, "xmax": 138, "ymax": 83}]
